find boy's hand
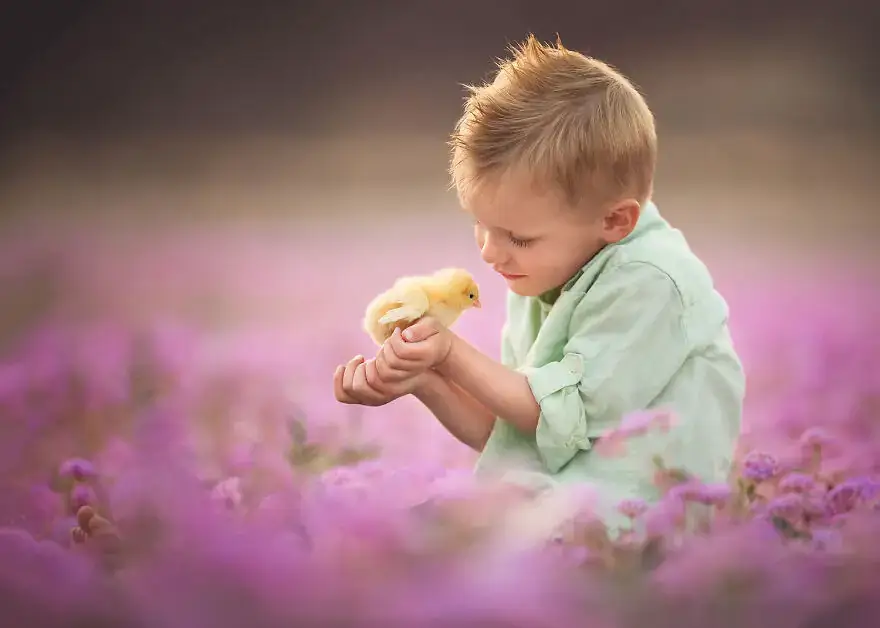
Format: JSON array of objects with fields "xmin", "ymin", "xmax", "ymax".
[
  {"xmin": 385, "ymin": 318, "xmax": 453, "ymax": 371},
  {"xmin": 334, "ymin": 354, "xmax": 426, "ymax": 407}
]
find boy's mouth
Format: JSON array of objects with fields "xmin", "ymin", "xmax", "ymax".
[{"xmin": 498, "ymin": 271, "xmax": 526, "ymax": 280}]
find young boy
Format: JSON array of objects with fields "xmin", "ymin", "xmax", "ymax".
[{"xmin": 333, "ymin": 35, "xmax": 745, "ymax": 520}]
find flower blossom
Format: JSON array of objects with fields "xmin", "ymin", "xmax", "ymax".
[{"xmin": 741, "ymin": 451, "xmax": 779, "ymax": 482}]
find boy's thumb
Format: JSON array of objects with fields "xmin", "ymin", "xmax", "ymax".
[{"xmin": 403, "ymin": 318, "xmax": 438, "ymax": 342}]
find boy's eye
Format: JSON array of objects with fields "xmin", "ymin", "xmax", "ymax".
[{"xmin": 509, "ymin": 235, "xmax": 532, "ymax": 248}]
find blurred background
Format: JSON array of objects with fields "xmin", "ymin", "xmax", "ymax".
[
  {"xmin": 2, "ymin": 10, "xmax": 880, "ymax": 619},
  {"xmin": 2, "ymin": 1, "xmax": 878, "ymax": 239},
  {"xmin": 0, "ymin": 2, "xmax": 877, "ymax": 463}
]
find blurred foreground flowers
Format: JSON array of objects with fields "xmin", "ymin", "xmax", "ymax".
[
  {"xmin": 0, "ymin": 315, "xmax": 878, "ymax": 628},
  {"xmin": 1, "ymin": 238, "xmax": 879, "ymax": 626}
]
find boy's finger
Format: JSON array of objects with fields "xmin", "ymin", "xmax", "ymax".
[
  {"xmin": 389, "ymin": 331, "xmax": 426, "ymax": 361},
  {"xmin": 394, "ymin": 340, "xmax": 433, "ymax": 365},
  {"xmin": 387, "ymin": 329, "xmax": 419, "ymax": 361},
  {"xmin": 342, "ymin": 355, "xmax": 364, "ymax": 391},
  {"xmin": 334, "ymin": 365, "xmax": 357, "ymax": 403},
  {"xmin": 352, "ymin": 362, "xmax": 385, "ymax": 405},
  {"xmin": 333, "ymin": 365, "xmax": 345, "ymax": 399},
  {"xmin": 376, "ymin": 350, "xmax": 411, "ymax": 382},
  {"xmin": 363, "ymin": 359, "xmax": 387, "ymax": 390},
  {"xmin": 402, "ymin": 318, "xmax": 439, "ymax": 343},
  {"xmin": 383, "ymin": 337, "xmax": 418, "ymax": 371}
]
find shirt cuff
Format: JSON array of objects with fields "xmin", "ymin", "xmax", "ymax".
[{"xmin": 519, "ymin": 352, "xmax": 592, "ymax": 474}]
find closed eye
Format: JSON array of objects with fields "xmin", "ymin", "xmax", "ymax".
[{"xmin": 509, "ymin": 234, "xmax": 533, "ymax": 248}]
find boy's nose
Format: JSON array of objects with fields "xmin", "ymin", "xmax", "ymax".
[{"xmin": 479, "ymin": 233, "xmax": 501, "ymax": 264}]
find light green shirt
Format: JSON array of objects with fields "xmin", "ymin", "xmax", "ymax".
[{"xmin": 474, "ymin": 201, "xmax": 745, "ymax": 525}]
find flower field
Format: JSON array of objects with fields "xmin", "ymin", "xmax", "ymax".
[{"xmin": 1, "ymin": 214, "xmax": 878, "ymax": 627}]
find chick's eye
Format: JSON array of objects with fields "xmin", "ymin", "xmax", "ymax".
[{"xmin": 468, "ymin": 293, "xmax": 474, "ymax": 299}]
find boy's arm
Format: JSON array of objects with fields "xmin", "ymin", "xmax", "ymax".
[
  {"xmin": 434, "ymin": 340, "xmax": 540, "ymax": 434},
  {"xmin": 412, "ymin": 370, "xmax": 496, "ymax": 452},
  {"xmin": 437, "ymin": 262, "xmax": 697, "ymax": 473}
]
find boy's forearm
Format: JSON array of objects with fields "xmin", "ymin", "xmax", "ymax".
[
  {"xmin": 436, "ymin": 335, "xmax": 540, "ymax": 435},
  {"xmin": 412, "ymin": 370, "xmax": 495, "ymax": 452}
]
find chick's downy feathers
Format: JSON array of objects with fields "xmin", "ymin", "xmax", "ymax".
[{"xmin": 363, "ymin": 268, "xmax": 481, "ymax": 345}]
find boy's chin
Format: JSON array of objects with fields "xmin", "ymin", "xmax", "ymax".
[{"xmin": 505, "ymin": 280, "xmax": 543, "ymax": 297}]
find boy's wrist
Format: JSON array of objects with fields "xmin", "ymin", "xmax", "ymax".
[
  {"xmin": 433, "ymin": 333, "xmax": 460, "ymax": 378},
  {"xmin": 411, "ymin": 368, "xmax": 445, "ymax": 399}
]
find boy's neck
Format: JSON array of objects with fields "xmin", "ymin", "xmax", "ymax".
[{"xmin": 538, "ymin": 285, "xmax": 563, "ymax": 306}]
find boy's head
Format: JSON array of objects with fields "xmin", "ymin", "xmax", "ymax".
[{"xmin": 449, "ymin": 34, "xmax": 657, "ymax": 297}]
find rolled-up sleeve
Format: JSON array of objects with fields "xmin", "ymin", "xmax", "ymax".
[{"xmin": 518, "ymin": 262, "xmax": 690, "ymax": 474}]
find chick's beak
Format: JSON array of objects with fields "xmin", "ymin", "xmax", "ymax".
[{"xmin": 473, "ymin": 298, "xmax": 482, "ymax": 308}]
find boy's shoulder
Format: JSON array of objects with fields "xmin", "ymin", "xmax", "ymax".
[
  {"xmin": 585, "ymin": 202, "xmax": 718, "ymax": 308},
  {"xmin": 564, "ymin": 202, "xmax": 731, "ymax": 345}
]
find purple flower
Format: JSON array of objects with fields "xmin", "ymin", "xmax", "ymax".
[
  {"xmin": 778, "ymin": 472, "xmax": 815, "ymax": 494},
  {"xmin": 825, "ymin": 477, "xmax": 880, "ymax": 516},
  {"xmin": 766, "ymin": 493, "xmax": 803, "ymax": 521},
  {"xmin": 68, "ymin": 484, "xmax": 97, "ymax": 515},
  {"xmin": 693, "ymin": 483, "xmax": 733, "ymax": 507},
  {"xmin": 58, "ymin": 458, "xmax": 97, "ymax": 482},
  {"xmin": 741, "ymin": 451, "xmax": 779, "ymax": 482},
  {"xmin": 799, "ymin": 427, "xmax": 833, "ymax": 451},
  {"xmin": 802, "ymin": 494, "xmax": 828, "ymax": 520}
]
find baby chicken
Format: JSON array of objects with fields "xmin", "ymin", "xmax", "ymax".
[{"xmin": 363, "ymin": 268, "xmax": 481, "ymax": 345}]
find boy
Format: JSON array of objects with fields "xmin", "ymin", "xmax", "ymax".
[{"xmin": 333, "ymin": 35, "xmax": 745, "ymax": 520}]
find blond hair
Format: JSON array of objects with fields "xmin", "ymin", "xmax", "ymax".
[{"xmin": 449, "ymin": 34, "xmax": 657, "ymax": 208}]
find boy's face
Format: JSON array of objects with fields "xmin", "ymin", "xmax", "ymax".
[{"xmin": 462, "ymin": 169, "xmax": 639, "ymax": 298}]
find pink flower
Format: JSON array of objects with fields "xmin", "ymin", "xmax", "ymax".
[
  {"xmin": 643, "ymin": 496, "xmax": 686, "ymax": 538},
  {"xmin": 211, "ymin": 477, "xmax": 243, "ymax": 511},
  {"xmin": 595, "ymin": 410, "xmax": 675, "ymax": 457},
  {"xmin": 667, "ymin": 481, "xmax": 732, "ymax": 507},
  {"xmin": 618, "ymin": 409, "xmax": 674, "ymax": 436},
  {"xmin": 617, "ymin": 498, "xmax": 649, "ymax": 519},
  {"xmin": 593, "ymin": 433, "xmax": 628, "ymax": 457}
]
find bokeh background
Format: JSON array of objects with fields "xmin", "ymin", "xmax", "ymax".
[
  {"xmin": 2, "ymin": 6, "xmax": 880, "ymax": 623},
  {"xmin": 1, "ymin": 1, "xmax": 878, "ymax": 472}
]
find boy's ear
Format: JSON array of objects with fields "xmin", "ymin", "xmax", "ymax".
[{"xmin": 601, "ymin": 199, "xmax": 641, "ymax": 243}]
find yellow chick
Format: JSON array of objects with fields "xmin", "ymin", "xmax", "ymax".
[{"xmin": 363, "ymin": 268, "xmax": 481, "ymax": 346}]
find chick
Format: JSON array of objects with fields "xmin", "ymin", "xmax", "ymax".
[{"xmin": 363, "ymin": 268, "xmax": 481, "ymax": 345}]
